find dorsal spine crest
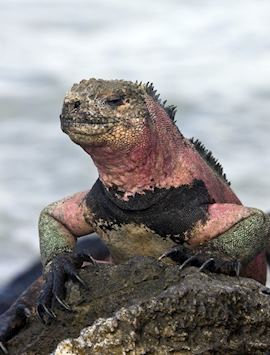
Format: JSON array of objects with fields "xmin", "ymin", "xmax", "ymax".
[
  {"xmin": 144, "ymin": 82, "xmax": 177, "ymax": 123},
  {"xmin": 190, "ymin": 138, "xmax": 231, "ymax": 185}
]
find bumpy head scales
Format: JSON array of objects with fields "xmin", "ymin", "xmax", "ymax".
[{"xmin": 60, "ymin": 78, "xmax": 177, "ymax": 148}]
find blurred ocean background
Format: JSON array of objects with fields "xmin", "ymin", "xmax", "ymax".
[{"xmin": 0, "ymin": 0, "xmax": 270, "ymax": 288}]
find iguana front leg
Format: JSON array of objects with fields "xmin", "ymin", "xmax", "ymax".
[
  {"xmin": 0, "ymin": 198, "xmax": 104, "ymax": 351},
  {"xmin": 162, "ymin": 204, "xmax": 270, "ymax": 284},
  {"xmin": 36, "ymin": 191, "xmax": 96, "ymax": 320}
]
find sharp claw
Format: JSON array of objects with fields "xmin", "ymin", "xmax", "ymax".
[
  {"xmin": 55, "ymin": 295, "xmax": 72, "ymax": 311},
  {"xmin": 87, "ymin": 253, "xmax": 97, "ymax": 266},
  {"xmin": 158, "ymin": 252, "xmax": 167, "ymax": 261},
  {"xmin": 78, "ymin": 252, "xmax": 97, "ymax": 266},
  {"xmin": 74, "ymin": 274, "xmax": 88, "ymax": 289},
  {"xmin": 179, "ymin": 254, "xmax": 198, "ymax": 270},
  {"xmin": 37, "ymin": 305, "xmax": 55, "ymax": 325},
  {"xmin": 0, "ymin": 342, "xmax": 8, "ymax": 354},
  {"xmin": 198, "ymin": 258, "xmax": 215, "ymax": 272},
  {"xmin": 158, "ymin": 248, "xmax": 177, "ymax": 261},
  {"xmin": 42, "ymin": 305, "xmax": 57, "ymax": 319}
]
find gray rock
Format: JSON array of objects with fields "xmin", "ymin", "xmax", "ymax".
[{"xmin": 6, "ymin": 257, "xmax": 270, "ymax": 354}]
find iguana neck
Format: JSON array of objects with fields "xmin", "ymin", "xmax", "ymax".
[{"xmin": 83, "ymin": 99, "xmax": 184, "ymax": 199}]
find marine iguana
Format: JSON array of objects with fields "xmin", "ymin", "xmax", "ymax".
[{"xmin": 1, "ymin": 78, "xmax": 269, "ymax": 352}]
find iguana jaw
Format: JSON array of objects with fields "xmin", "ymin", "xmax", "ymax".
[
  {"xmin": 61, "ymin": 119, "xmax": 116, "ymax": 143},
  {"xmin": 60, "ymin": 116, "xmax": 145, "ymax": 147}
]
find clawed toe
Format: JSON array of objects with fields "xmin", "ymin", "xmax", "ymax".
[
  {"xmin": 77, "ymin": 252, "xmax": 97, "ymax": 266},
  {"xmin": 159, "ymin": 246, "xmax": 187, "ymax": 262},
  {"xmin": 62, "ymin": 262, "xmax": 87, "ymax": 289},
  {"xmin": 179, "ymin": 254, "xmax": 198, "ymax": 270},
  {"xmin": 37, "ymin": 304, "xmax": 56, "ymax": 323},
  {"xmin": 198, "ymin": 258, "xmax": 215, "ymax": 272},
  {"xmin": 55, "ymin": 295, "xmax": 72, "ymax": 311},
  {"xmin": 158, "ymin": 248, "xmax": 177, "ymax": 261},
  {"xmin": 37, "ymin": 296, "xmax": 57, "ymax": 324},
  {"xmin": 37, "ymin": 252, "xmax": 95, "ymax": 323},
  {"xmin": 159, "ymin": 244, "xmax": 242, "ymax": 277},
  {"xmin": 73, "ymin": 273, "xmax": 88, "ymax": 289}
]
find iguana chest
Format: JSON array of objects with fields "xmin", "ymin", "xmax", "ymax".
[{"xmin": 85, "ymin": 179, "xmax": 212, "ymax": 262}]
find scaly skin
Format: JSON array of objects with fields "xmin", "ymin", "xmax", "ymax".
[{"xmin": 1, "ymin": 79, "xmax": 270, "ymax": 350}]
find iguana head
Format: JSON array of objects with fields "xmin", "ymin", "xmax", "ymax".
[
  {"xmin": 60, "ymin": 78, "xmax": 180, "ymax": 195},
  {"xmin": 60, "ymin": 78, "xmax": 177, "ymax": 148}
]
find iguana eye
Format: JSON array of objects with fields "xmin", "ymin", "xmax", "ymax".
[{"xmin": 106, "ymin": 96, "xmax": 124, "ymax": 107}]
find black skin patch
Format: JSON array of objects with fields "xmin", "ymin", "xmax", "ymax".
[{"xmin": 86, "ymin": 179, "xmax": 213, "ymax": 243}]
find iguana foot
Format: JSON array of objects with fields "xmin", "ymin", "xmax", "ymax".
[
  {"xmin": 37, "ymin": 252, "xmax": 95, "ymax": 323},
  {"xmin": 159, "ymin": 244, "xmax": 241, "ymax": 276}
]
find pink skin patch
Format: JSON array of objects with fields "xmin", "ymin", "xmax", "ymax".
[
  {"xmin": 50, "ymin": 191, "xmax": 93, "ymax": 237},
  {"xmin": 188, "ymin": 204, "xmax": 252, "ymax": 246}
]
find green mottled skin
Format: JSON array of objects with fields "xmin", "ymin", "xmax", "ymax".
[
  {"xmin": 39, "ymin": 211, "xmax": 75, "ymax": 266},
  {"xmin": 39, "ymin": 192, "xmax": 91, "ymax": 265},
  {"xmin": 208, "ymin": 211, "xmax": 268, "ymax": 262}
]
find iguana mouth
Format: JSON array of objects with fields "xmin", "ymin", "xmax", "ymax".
[
  {"xmin": 62, "ymin": 117, "xmax": 117, "ymax": 124},
  {"xmin": 61, "ymin": 118, "xmax": 115, "ymax": 136}
]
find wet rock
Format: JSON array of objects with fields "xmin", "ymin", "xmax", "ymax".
[{"xmin": 6, "ymin": 256, "xmax": 270, "ymax": 354}]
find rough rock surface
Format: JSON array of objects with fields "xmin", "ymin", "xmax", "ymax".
[{"xmin": 6, "ymin": 257, "xmax": 270, "ymax": 354}]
